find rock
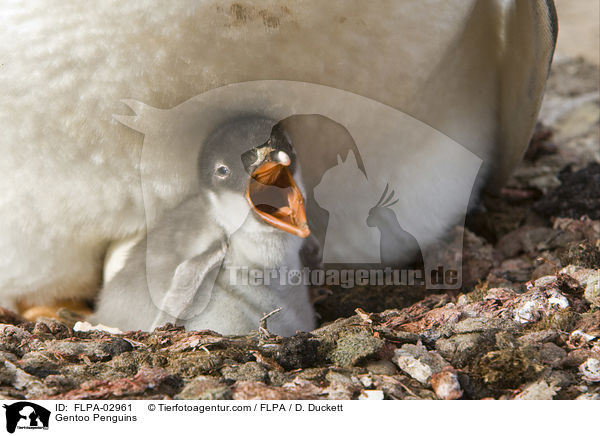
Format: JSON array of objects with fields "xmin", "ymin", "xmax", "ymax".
[
  {"xmin": 358, "ymin": 390, "xmax": 384, "ymax": 400},
  {"xmin": 267, "ymin": 370, "xmax": 291, "ymax": 386},
  {"xmin": 576, "ymin": 392, "xmax": 600, "ymax": 400},
  {"xmin": 363, "ymin": 360, "xmax": 397, "ymax": 376},
  {"xmin": 563, "ymin": 349, "xmax": 598, "ymax": 368},
  {"xmin": 514, "ymin": 380, "xmax": 559, "ymax": 400},
  {"xmin": 175, "ymin": 376, "xmax": 232, "ymax": 400},
  {"xmin": 579, "ymin": 358, "xmax": 600, "ymax": 383},
  {"xmin": 73, "ymin": 321, "xmax": 124, "ymax": 335},
  {"xmin": 492, "ymin": 258, "xmax": 535, "ymax": 283},
  {"xmin": 574, "ymin": 310, "xmax": 600, "ymax": 336},
  {"xmin": 477, "ymin": 348, "xmax": 545, "ymax": 389},
  {"xmin": 496, "ymin": 225, "xmax": 573, "ymax": 260},
  {"xmin": 324, "ymin": 371, "xmax": 363, "ymax": 400},
  {"xmin": 329, "ymin": 331, "xmax": 383, "ymax": 367},
  {"xmin": 3, "ymin": 361, "xmax": 53, "ymax": 398},
  {"xmin": 51, "ymin": 367, "xmax": 183, "ymax": 399},
  {"xmin": 392, "ymin": 344, "xmax": 449, "ymax": 386},
  {"xmin": 534, "ymin": 163, "xmax": 600, "ymax": 220},
  {"xmin": 19, "ymin": 352, "xmax": 60, "ymax": 378},
  {"xmin": 518, "ymin": 330, "xmax": 561, "ymax": 346},
  {"xmin": 583, "ymin": 272, "xmax": 600, "ymax": 306},
  {"xmin": 359, "ymin": 374, "xmax": 373, "ymax": 388},
  {"xmin": 232, "ymin": 380, "xmax": 319, "ymax": 400},
  {"xmin": 451, "ymin": 318, "xmax": 516, "ymax": 334},
  {"xmin": 461, "ymin": 230, "xmax": 497, "ymax": 288},
  {"xmin": 0, "ymin": 324, "xmax": 33, "ymax": 356},
  {"xmin": 270, "ymin": 333, "xmax": 320, "ymax": 370},
  {"xmin": 436, "ymin": 333, "xmax": 492, "ymax": 367},
  {"xmin": 539, "ymin": 342, "xmax": 567, "ymax": 367},
  {"xmin": 560, "ymin": 240, "xmax": 600, "ymax": 269},
  {"xmin": 32, "ymin": 319, "xmax": 73, "ymax": 339},
  {"xmin": 388, "ymin": 330, "xmax": 420, "ymax": 344},
  {"xmin": 511, "ymin": 164, "xmax": 562, "ymax": 194},
  {"xmin": 430, "ymin": 368, "xmax": 463, "ymax": 400},
  {"xmin": 512, "ymin": 284, "xmax": 571, "ymax": 325},
  {"xmin": 165, "ymin": 353, "xmax": 222, "ymax": 379},
  {"xmin": 221, "ymin": 362, "xmax": 268, "ymax": 383},
  {"xmin": 40, "ymin": 338, "xmax": 133, "ymax": 362},
  {"xmin": 567, "ymin": 330, "xmax": 597, "ymax": 348},
  {"xmin": 553, "ymin": 218, "xmax": 600, "ymax": 243}
]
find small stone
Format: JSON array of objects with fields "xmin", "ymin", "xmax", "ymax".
[
  {"xmin": 392, "ymin": 344, "xmax": 449, "ymax": 386},
  {"xmin": 232, "ymin": 380, "xmax": 318, "ymax": 400},
  {"xmin": 513, "ymin": 286, "xmax": 570, "ymax": 325},
  {"xmin": 19, "ymin": 351, "xmax": 60, "ymax": 378},
  {"xmin": 477, "ymin": 348, "xmax": 545, "ymax": 389},
  {"xmin": 221, "ymin": 362, "xmax": 268, "ymax": 383},
  {"xmin": 329, "ymin": 331, "xmax": 383, "ymax": 367},
  {"xmin": 358, "ymin": 390, "xmax": 384, "ymax": 400},
  {"xmin": 579, "ymin": 358, "xmax": 600, "ymax": 382},
  {"xmin": 456, "ymin": 295, "xmax": 469, "ymax": 306},
  {"xmin": 324, "ymin": 371, "xmax": 363, "ymax": 400},
  {"xmin": 359, "ymin": 375, "xmax": 373, "ymax": 388},
  {"xmin": 270, "ymin": 333, "xmax": 320, "ymax": 370},
  {"xmin": 539, "ymin": 342, "xmax": 567, "ymax": 367},
  {"xmin": 560, "ymin": 240, "xmax": 600, "ymax": 269},
  {"xmin": 33, "ymin": 318, "xmax": 73, "ymax": 339},
  {"xmin": 3, "ymin": 361, "xmax": 53, "ymax": 398},
  {"xmin": 0, "ymin": 324, "xmax": 31, "ymax": 340},
  {"xmin": 430, "ymin": 368, "xmax": 463, "ymax": 400},
  {"xmin": 41, "ymin": 338, "xmax": 132, "ymax": 362},
  {"xmin": 451, "ymin": 318, "xmax": 514, "ymax": 334},
  {"xmin": 567, "ymin": 330, "xmax": 596, "ymax": 348},
  {"xmin": 175, "ymin": 376, "xmax": 232, "ymax": 400},
  {"xmin": 533, "ymin": 162, "xmax": 600, "ymax": 220},
  {"xmin": 364, "ymin": 360, "xmax": 397, "ymax": 375},
  {"xmin": 436, "ymin": 333, "xmax": 490, "ymax": 368},
  {"xmin": 514, "ymin": 380, "xmax": 559, "ymax": 400},
  {"xmin": 73, "ymin": 321, "xmax": 124, "ymax": 335},
  {"xmin": 267, "ymin": 371, "xmax": 291, "ymax": 386},
  {"xmin": 583, "ymin": 271, "xmax": 600, "ymax": 306},
  {"xmin": 564, "ymin": 349, "xmax": 598, "ymax": 368},
  {"xmin": 518, "ymin": 330, "xmax": 561, "ymax": 346},
  {"xmin": 390, "ymin": 331, "xmax": 420, "ymax": 344}
]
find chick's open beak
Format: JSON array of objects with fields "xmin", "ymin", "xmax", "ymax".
[{"xmin": 245, "ymin": 153, "xmax": 310, "ymax": 238}]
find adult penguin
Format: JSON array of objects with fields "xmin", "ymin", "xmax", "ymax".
[{"xmin": 0, "ymin": 1, "xmax": 557, "ymax": 317}]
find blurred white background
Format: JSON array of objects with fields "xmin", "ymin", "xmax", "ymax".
[{"xmin": 554, "ymin": 0, "xmax": 599, "ymax": 65}]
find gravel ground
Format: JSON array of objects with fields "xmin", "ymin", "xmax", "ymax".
[{"xmin": 0, "ymin": 57, "xmax": 598, "ymax": 400}]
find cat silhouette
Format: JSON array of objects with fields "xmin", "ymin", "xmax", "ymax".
[{"xmin": 314, "ymin": 151, "xmax": 380, "ymax": 264}]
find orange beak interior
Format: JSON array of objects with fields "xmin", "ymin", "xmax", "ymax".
[{"xmin": 245, "ymin": 161, "xmax": 310, "ymax": 238}]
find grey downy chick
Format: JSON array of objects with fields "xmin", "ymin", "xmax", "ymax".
[{"xmin": 91, "ymin": 117, "xmax": 316, "ymax": 336}]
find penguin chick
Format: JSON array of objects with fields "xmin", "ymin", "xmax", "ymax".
[{"xmin": 91, "ymin": 117, "xmax": 316, "ymax": 336}]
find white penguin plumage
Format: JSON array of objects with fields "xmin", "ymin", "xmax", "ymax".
[{"xmin": 0, "ymin": 1, "xmax": 556, "ymax": 331}]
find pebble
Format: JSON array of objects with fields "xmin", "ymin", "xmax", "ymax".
[
  {"xmin": 579, "ymin": 358, "xmax": 600, "ymax": 383},
  {"xmin": 514, "ymin": 380, "xmax": 558, "ymax": 400},
  {"xmin": 584, "ymin": 272, "xmax": 600, "ymax": 306},
  {"xmin": 392, "ymin": 344, "xmax": 449, "ymax": 386},
  {"xmin": 364, "ymin": 360, "xmax": 397, "ymax": 376},
  {"xmin": 430, "ymin": 368, "xmax": 463, "ymax": 400},
  {"xmin": 358, "ymin": 390, "xmax": 384, "ymax": 400}
]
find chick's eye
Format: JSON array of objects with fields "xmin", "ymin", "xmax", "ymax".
[{"xmin": 215, "ymin": 165, "xmax": 230, "ymax": 178}]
